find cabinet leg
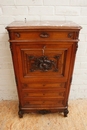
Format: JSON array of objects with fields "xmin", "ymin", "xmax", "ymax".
[
  {"xmin": 18, "ymin": 110, "xmax": 23, "ymax": 118},
  {"xmin": 64, "ymin": 108, "xmax": 69, "ymax": 117}
]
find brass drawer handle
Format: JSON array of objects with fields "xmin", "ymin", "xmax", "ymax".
[
  {"xmin": 40, "ymin": 32, "xmax": 49, "ymax": 38},
  {"xmin": 15, "ymin": 32, "xmax": 20, "ymax": 38},
  {"xmin": 68, "ymin": 32, "xmax": 73, "ymax": 38}
]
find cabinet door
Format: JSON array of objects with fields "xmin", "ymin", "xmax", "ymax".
[{"xmin": 14, "ymin": 42, "xmax": 73, "ymax": 83}]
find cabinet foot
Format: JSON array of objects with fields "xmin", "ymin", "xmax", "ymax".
[
  {"xmin": 64, "ymin": 108, "xmax": 69, "ymax": 117},
  {"xmin": 18, "ymin": 110, "xmax": 23, "ymax": 118}
]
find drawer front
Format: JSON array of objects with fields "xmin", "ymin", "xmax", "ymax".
[
  {"xmin": 12, "ymin": 31, "xmax": 76, "ymax": 40},
  {"xmin": 22, "ymin": 89, "xmax": 65, "ymax": 98},
  {"xmin": 22, "ymin": 99, "xmax": 64, "ymax": 108},
  {"xmin": 21, "ymin": 83, "xmax": 66, "ymax": 89}
]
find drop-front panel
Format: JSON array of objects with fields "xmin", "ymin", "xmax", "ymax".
[{"xmin": 6, "ymin": 21, "xmax": 81, "ymax": 117}]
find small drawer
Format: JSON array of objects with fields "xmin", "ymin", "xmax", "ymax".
[
  {"xmin": 22, "ymin": 89, "xmax": 65, "ymax": 98},
  {"xmin": 21, "ymin": 83, "xmax": 66, "ymax": 89},
  {"xmin": 12, "ymin": 31, "xmax": 75, "ymax": 40},
  {"xmin": 23, "ymin": 99, "xmax": 64, "ymax": 108}
]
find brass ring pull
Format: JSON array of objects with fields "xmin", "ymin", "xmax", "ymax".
[
  {"xmin": 40, "ymin": 32, "xmax": 49, "ymax": 38},
  {"xmin": 15, "ymin": 33, "xmax": 20, "ymax": 38}
]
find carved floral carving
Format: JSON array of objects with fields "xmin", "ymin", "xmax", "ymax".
[{"xmin": 28, "ymin": 55, "xmax": 60, "ymax": 72}]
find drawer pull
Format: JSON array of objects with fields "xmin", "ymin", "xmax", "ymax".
[
  {"xmin": 68, "ymin": 32, "xmax": 73, "ymax": 38},
  {"xmin": 40, "ymin": 32, "xmax": 49, "ymax": 38},
  {"xmin": 15, "ymin": 33, "xmax": 20, "ymax": 38}
]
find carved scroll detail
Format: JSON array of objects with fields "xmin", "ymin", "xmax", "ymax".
[{"xmin": 28, "ymin": 55, "xmax": 60, "ymax": 72}]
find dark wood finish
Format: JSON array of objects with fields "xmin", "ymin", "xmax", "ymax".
[{"xmin": 6, "ymin": 21, "xmax": 81, "ymax": 118}]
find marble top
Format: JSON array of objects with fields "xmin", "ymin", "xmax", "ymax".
[{"xmin": 6, "ymin": 21, "xmax": 82, "ymax": 30}]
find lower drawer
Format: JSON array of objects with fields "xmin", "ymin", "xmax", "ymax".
[
  {"xmin": 22, "ymin": 89, "xmax": 65, "ymax": 98},
  {"xmin": 21, "ymin": 83, "xmax": 66, "ymax": 89},
  {"xmin": 22, "ymin": 99, "xmax": 64, "ymax": 108}
]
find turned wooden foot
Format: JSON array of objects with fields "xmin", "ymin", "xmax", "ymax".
[
  {"xmin": 64, "ymin": 108, "xmax": 69, "ymax": 117},
  {"xmin": 18, "ymin": 110, "xmax": 23, "ymax": 118}
]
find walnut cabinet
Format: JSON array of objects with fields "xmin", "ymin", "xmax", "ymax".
[{"xmin": 6, "ymin": 21, "xmax": 81, "ymax": 117}]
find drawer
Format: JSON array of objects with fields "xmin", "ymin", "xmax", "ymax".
[
  {"xmin": 21, "ymin": 83, "xmax": 66, "ymax": 89},
  {"xmin": 12, "ymin": 31, "xmax": 75, "ymax": 40},
  {"xmin": 23, "ymin": 99, "xmax": 64, "ymax": 108},
  {"xmin": 22, "ymin": 89, "xmax": 65, "ymax": 98}
]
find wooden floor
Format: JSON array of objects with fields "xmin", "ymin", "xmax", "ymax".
[{"xmin": 0, "ymin": 99, "xmax": 87, "ymax": 130}]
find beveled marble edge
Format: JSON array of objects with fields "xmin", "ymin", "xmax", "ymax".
[{"xmin": 6, "ymin": 21, "xmax": 82, "ymax": 29}]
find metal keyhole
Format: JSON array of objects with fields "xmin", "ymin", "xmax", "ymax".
[{"xmin": 42, "ymin": 46, "xmax": 46, "ymax": 55}]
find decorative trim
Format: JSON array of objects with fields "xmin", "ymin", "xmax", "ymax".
[
  {"xmin": 38, "ymin": 110, "xmax": 51, "ymax": 114},
  {"xmin": 28, "ymin": 55, "xmax": 60, "ymax": 72}
]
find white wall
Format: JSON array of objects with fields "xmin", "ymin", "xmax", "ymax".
[{"xmin": 0, "ymin": 0, "xmax": 87, "ymax": 100}]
